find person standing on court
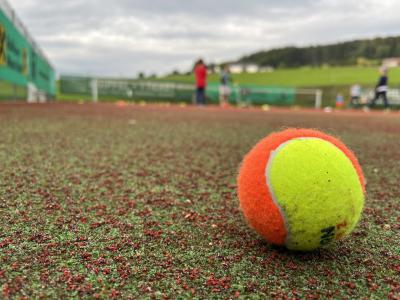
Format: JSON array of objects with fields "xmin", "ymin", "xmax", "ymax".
[
  {"xmin": 370, "ymin": 67, "xmax": 389, "ymax": 109},
  {"xmin": 194, "ymin": 59, "xmax": 207, "ymax": 105},
  {"xmin": 350, "ymin": 83, "xmax": 361, "ymax": 107},
  {"xmin": 219, "ymin": 65, "xmax": 232, "ymax": 107}
]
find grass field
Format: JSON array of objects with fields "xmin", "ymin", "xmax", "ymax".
[
  {"xmin": 163, "ymin": 66, "xmax": 400, "ymax": 88},
  {"xmin": 0, "ymin": 103, "xmax": 399, "ymax": 299}
]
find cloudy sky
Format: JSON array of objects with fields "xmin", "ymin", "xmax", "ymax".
[{"xmin": 9, "ymin": 0, "xmax": 400, "ymax": 77}]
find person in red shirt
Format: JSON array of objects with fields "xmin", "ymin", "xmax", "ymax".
[{"xmin": 194, "ymin": 59, "xmax": 207, "ymax": 105}]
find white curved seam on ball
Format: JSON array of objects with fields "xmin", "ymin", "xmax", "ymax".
[
  {"xmin": 265, "ymin": 139, "xmax": 294, "ymax": 246},
  {"xmin": 265, "ymin": 137, "xmax": 325, "ymax": 247}
]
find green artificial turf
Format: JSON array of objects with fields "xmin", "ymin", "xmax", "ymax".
[
  {"xmin": 162, "ymin": 66, "xmax": 400, "ymax": 88},
  {"xmin": 0, "ymin": 103, "xmax": 399, "ymax": 299}
]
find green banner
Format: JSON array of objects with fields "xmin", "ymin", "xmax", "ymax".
[{"xmin": 0, "ymin": 9, "xmax": 55, "ymax": 95}]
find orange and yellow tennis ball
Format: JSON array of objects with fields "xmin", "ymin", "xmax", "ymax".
[{"xmin": 237, "ymin": 128, "xmax": 365, "ymax": 251}]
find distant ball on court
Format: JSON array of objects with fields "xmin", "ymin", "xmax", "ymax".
[{"xmin": 237, "ymin": 128, "xmax": 365, "ymax": 251}]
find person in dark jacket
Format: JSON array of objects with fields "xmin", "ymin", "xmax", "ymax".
[{"xmin": 370, "ymin": 67, "xmax": 389, "ymax": 108}]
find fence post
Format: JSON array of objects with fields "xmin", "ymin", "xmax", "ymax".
[
  {"xmin": 315, "ymin": 89, "xmax": 323, "ymax": 109},
  {"xmin": 91, "ymin": 78, "xmax": 98, "ymax": 103}
]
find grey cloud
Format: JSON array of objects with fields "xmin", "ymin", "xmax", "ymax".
[{"xmin": 9, "ymin": 0, "xmax": 400, "ymax": 76}]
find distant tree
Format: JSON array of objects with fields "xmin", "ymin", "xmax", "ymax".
[
  {"xmin": 137, "ymin": 72, "xmax": 145, "ymax": 79},
  {"xmin": 208, "ymin": 63, "xmax": 217, "ymax": 73},
  {"xmin": 172, "ymin": 70, "xmax": 181, "ymax": 76},
  {"xmin": 237, "ymin": 36, "xmax": 400, "ymax": 68}
]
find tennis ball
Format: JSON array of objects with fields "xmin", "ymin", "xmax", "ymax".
[
  {"xmin": 237, "ymin": 128, "xmax": 365, "ymax": 251},
  {"xmin": 261, "ymin": 104, "xmax": 270, "ymax": 111},
  {"xmin": 116, "ymin": 100, "xmax": 126, "ymax": 107}
]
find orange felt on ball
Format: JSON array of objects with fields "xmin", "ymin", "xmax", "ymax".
[{"xmin": 237, "ymin": 128, "xmax": 365, "ymax": 246}]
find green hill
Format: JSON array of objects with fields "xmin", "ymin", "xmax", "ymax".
[
  {"xmin": 163, "ymin": 66, "xmax": 400, "ymax": 88},
  {"xmin": 239, "ymin": 36, "xmax": 400, "ymax": 68}
]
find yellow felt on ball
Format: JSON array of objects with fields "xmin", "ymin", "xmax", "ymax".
[{"xmin": 267, "ymin": 138, "xmax": 364, "ymax": 251}]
